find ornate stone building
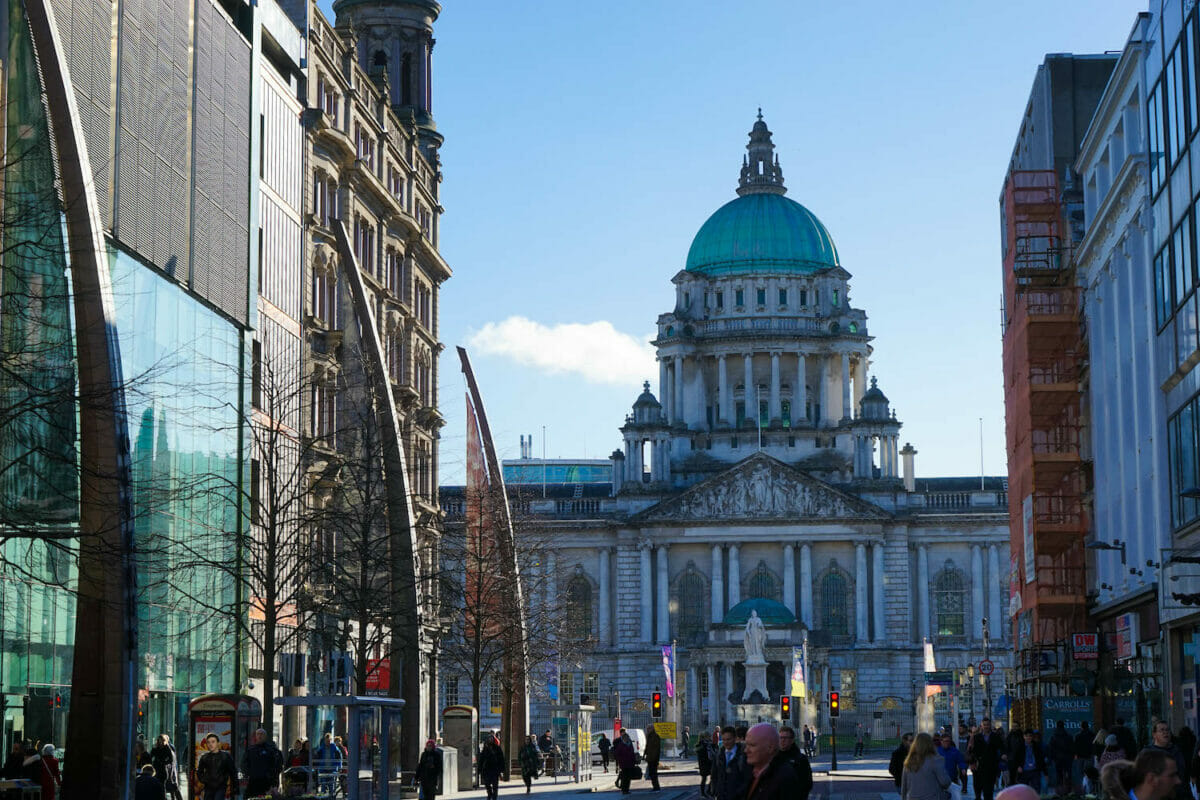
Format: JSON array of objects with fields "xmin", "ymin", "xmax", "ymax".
[{"xmin": 443, "ymin": 115, "xmax": 1011, "ymax": 740}]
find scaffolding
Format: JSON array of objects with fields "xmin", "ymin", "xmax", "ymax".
[{"xmin": 1001, "ymin": 171, "xmax": 1089, "ymax": 708}]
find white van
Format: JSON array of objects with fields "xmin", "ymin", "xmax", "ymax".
[{"xmin": 590, "ymin": 728, "xmax": 646, "ymax": 765}]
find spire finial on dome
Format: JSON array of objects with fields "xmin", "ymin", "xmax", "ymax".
[{"xmin": 737, "ymin": 110, "xmax": 786, "ymax": 197}]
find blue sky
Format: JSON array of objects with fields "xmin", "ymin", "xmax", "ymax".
[{"xmin": 320, "ymin": 1, "xmax": 1140, "ymax": 485}]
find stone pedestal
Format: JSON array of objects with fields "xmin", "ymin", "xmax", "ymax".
[{"xmin": 741, "ymin": 662, "xmax": 769, "ymax": 702}]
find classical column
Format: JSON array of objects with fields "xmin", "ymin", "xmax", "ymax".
[
  {"xmin": 783, "ymin": 544, "xmax": 796, "ymax": 615},
  {"xmin": 640, "ymin": 543, "xmax": 653, "ymax": 643},
  {"xmin": 674, "ymin": 355, "xmax": 684, "ymax": 424},
  {"xmin": 687, "ymin": 665, "xmax": 698, "ymax": 720},
  {"xmin": 743, "ymin": 353, "xmax": 754, "ymax": 424},
  {"xmin": 718, "ymin": 354, "xmax": 731, "ymax": 424},
  {"xmin": 722, "ymin": 662, "xmax": 734, "ymax": 722},
  {"xmin": 659, "ymin": 357, "xmax": 669, "ymax": 420},
  {"xmin": 799, "ymin": 544, "xmax": 813, "ymax": 628},
  {"xmin": 853, "ymin": 356, "xmax": 867, "ymax": 410},
  {"xmin": 656, "ymin": 545, "xmax": 670, "ymax": 643},
  {"xmin": 987, "ymin": 544, "xmax": 1002, "ymax": 629},
  {"xmin": 872, "ymin": 543, "xmax": 886, "ymax": 642},
  {"xmin": 818, "ymin": 356, "xmax": 829, "ymax": 427},
  {"xmin": 855, "ymin": 543, "xmax": 868, "ymax": 641},
  {"xmin": 728, "ymin": 544, "xmax": 741, "ymax": 608},
  {"xmin": 971, "ymin": 545, "xmax": 984, "ymax": 641},
  {"xmin": 890, "ymin": 437, "xmax": 900, "ymax": 477},
  {"xmin": 841, "ymin": 352, "xmax": 852, "ymax": 421},
  {"xmin": 706, "ymin": 663, "xmax": 718, "ymax": 721},
  {"xmin": 599, "ymin": 547, "xmax": 612, "ymax": 645},
  {"xmin": 796, "ymin": 352, "xmax": 808, "ymax": 425},
  {"xmin": 769, "ymin": 352, "xmax": 782, "ymax": 423},
  {"xmin": 917, "ymin": 545, "xmax": 930, "ymax": 641},
  {"xmin": 711, "ymin": 545, "xmax": 724, "ymax": 625}
]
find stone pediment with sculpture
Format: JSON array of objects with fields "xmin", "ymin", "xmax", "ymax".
[{"xmin": 636, "ymin": 453, "xmax": 890, "ymax": 523}]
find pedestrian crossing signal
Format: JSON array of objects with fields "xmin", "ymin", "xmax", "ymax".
[
  {"xmin": 830, "ymin": 691, "xmax": 840, "ymax": 717},
  {"xmin": 780, "ymin": 695, "xmax": 791, "ymax": 720},
  {"xmin": 651, "ymin": 692, "xmax": 662, "ymax": 718}
]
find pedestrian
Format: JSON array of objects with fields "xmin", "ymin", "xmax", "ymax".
[
  {"xmin": 132, "ymin": 740, "xmax": 152, "ymax": 774},
  {"xmin": 1143, "ymin": 721, "xmax": 1191, "ymax": 800},
  {"xmin": 538, "ymin": 729, "xmax": 554, "ymax": 754},
  {"xmin": 644, "ymin": 724, "xmax": 662, "ymax": 791},
  {"xmin": 736, "ymin": 725, "xmax": 749, "ymax": 743},
  {"xmin": 803, "ymin": 724, "xmax": 816, "ymax": 758},
  {"xmin": 1112, "ymin": 719, "xmax": 1138, "ymax": 761},
  {"xmin": 333, "ymin": 735, "xmax": 349, "ymax": 762},
  {"xmin": 681, "ymin": 725, "xmax": 692, "ymax": 757},
  {"xmin": 286, "ymin": 738, "xmax": 309, "ymax": 767},
  {"xmin": 1074, "ymin": 722, "xmax": 1095, "ymax": 792},
  {"xmin": 37, "ymin": 744, "xmax": 60, "ymax": 800},
  {"xmin": 855, "ymin": 724, "xmax": 865, "ymax": 758},
  {"xmin": 1126, "ymin": 749, "xmax": 1182, "ymax": 800},
  {"xmin": 712, "ymin": 725, "xmax": 748, "ymax": 800},
  {"xmin": 1100, "ymin": 735, "xmax": 1128, "ymax": 769},
  {"xmin": 778, "ymin": 726, "xmax": 814, "ymax": 800},
  {"xmin": 740, "ymin": 723, "xmax": 801, "ymax": 800},
  {"xmin": 696, "ymin": 732, "xmax": 714, "ymax": 797},
  {"xmin": 901, "ymin": 732, "xmax": 951, "ymax": 800},
  {"xmin": 937, "ymin": 732, "xmax": 968, "ymax": 800},
  {"xmin": 598, "ymin": 732, "xmax": 612, "ymax": 773},
  {"xmin": 1015, "ymin": 730, "xmax": 1046, "ymax": 792},
  {"xmin": 416, "ymin": 739, "xmax": 443, "ymax": 799},
  {"xmin": 969, "ymin": 719, "xmax": 1002, "ymax": 800},
  {"xmin": 613, "ymin": 729, "xmax": 639, "ymax": 796},
  {"xmin": 134, "ymin": 764, "xmax": 166, "ymax": 800},
  {"xmin": 1098, "ymin": 759, "xmax": 1131, "ymax": 800},
  {"xmin": 1049, "ymin": 720, "xmax": 1074, "ymax": 795},
  {"xmin": 242, "ymin": 727, "xmax": 284, "ymax": 797},
  {"xmin": 150, "ymin": 734, "xmax": 182, "ymax": 800},
  {"xmin": 19, "ymin": 743, "xmax": 41, "ymax": 784},
  {"xmin": 1095, "ymin": 728, "xmax": 1111, "ymax": 762},
  {"xmin": 1006, "ymin": 728, "xmax": 1025, "ymax": 786},
  {"xmin": 195, "ymin": 734, "xmax": 237, "ymax": 800},
  {"xmin": 2, "ymin": 741, "xmax": 23, "ymax": 779},
  {"xmin": 518, "ymin": 735, "xmax": 540, "ymax": 794},
  {"xmin": 891, "ymin": 733, "xmax": 914, "ymax": 789},
  {"xmin": 479, "ymin": 735, "xmax": 505, "ymax": 800},
  {"xmin": 1178, "ymin": 728, "xmax": 1196, "ymax": 777}
]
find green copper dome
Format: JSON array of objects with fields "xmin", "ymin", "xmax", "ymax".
[
  {"xmin": 723, "ymin": 597, "xmax": 796, "ymax": 626},
  {"xmin": 685, "ymin": 193, "xmax": 840, "ymax": 276}
]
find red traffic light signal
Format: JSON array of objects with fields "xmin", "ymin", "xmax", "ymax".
[
  {"xmin": 651, "ymin": 692, "xmax": 663, "ymax": 718},
  {"xmin": 780, "ymin": 695, "xmax": 791, "ymax": 720},
  {"xmin": 829, "ymin": 691, "xmax": 840, "ymax": 717}
]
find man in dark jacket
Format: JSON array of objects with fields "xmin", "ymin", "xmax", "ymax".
[
  {"xmin": 1112, "ymin": 718, "xmax": 1138, "ymax": 759},
  {"xmin": 713, "ymin": 726, "xmax": 748, "ymax": 800},
  {"xmin": 1073, "ymin": 721, "xmax": 1094, "ymax": 793},
  {"xmin": 741, "ymin": 723, "xmax": 801, "ymax": 800},
  {"xmin": 1144, "ymin": 721, "xmax": 1191, "ymax": 800},
  {"xmin": 1015, "ymin": 729, "xmax": 1046, "ymax": 791},
  {"xmin": 416, "ymin": 739, "xmax": 443, "ymax": 799},
  {"xmin": 242, "ymin": 728, "xmax": 285, "ymax": 797},
  {"xmin": 196, "ymin": 734, "xmax": 237, "ymax": 800},
  {"xmin": 969, "ymin": 720, "xmax": 1003, "ymax": 800},
  {"xmin": 696, "ymin": 734, "xmax": 714, "ymax": 797},
  {"xmin": 778, "ymin": 726, "xmax": 814, "ymax": 800},
  {"xmin": 1048, "ymin": 721, "xmax": 1075, "ymax": 794},
  {"xmin": 135, "ymin": 765, "xmax": 167, "ymax": 800},
  {"xmin": 644, "ymin": 725, "xmax": 662, "ymax": 791},
  {"xmin": 890, "ymin": 733, "xmax": 913, "ymax": 789}
]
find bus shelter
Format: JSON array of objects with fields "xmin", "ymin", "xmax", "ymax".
[
  {"xmin": 549, "ymin": 704, "xmax": 594, "ymax": 783},
  {"xmin": 277, "ymin": 695, "xmax": 406, "ymax": 800}
]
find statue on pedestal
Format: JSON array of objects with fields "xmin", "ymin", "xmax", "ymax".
[{"xmin": 743, "ymin": 610, "xmax": 767, "ymax": 665}]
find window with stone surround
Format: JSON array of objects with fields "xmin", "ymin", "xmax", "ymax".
[
  {"xmin": 933, "ymin": 561, "xmax": 966, "ymax": 637},
  {"xmin": 746, "ymin": 561, "xmax": 780, "ymax": 602},
  {"xmin": 819, "ymin": 564, "xmax": 850, "ymax": 637},
  {"xmin": 565, "ymin": 573, "xmax": 593, "ymax": 640},
  {"xmin": 677, "ymin": 567, "xmax": 706, "ymax": 644}
]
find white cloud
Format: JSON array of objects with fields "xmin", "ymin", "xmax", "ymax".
[{"xmin": 466, "ymin": 316, "xmax": 657, "ymax": 386}]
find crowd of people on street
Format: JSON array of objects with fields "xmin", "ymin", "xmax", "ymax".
[
  {"xmin": 2, "ymin": 739, "xmax": 60, "ymax": 800},
  {"xmin": 886, "ymin": 716, "xmax": 1200, "ymax": 800},
  {"xmin": 691, "ymin": 722, "xmax": 812, "ymax": 800}
]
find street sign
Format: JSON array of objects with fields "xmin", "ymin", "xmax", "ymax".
[
  {"xmin": 979, "ymin": 660, "xmax": 995, "ymax": 676},
  {"xmin": 653, "ymin": 722, "xmax": 676, "ymax": 739}
]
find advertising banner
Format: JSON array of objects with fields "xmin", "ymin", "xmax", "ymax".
[
  {"xmin": 1071, "ymin": 633, "xmax": 1099, "ymax": 661},
  {"xmin": 1042, "ymin": 697, "xmax": 1094, "ymax": 732}
]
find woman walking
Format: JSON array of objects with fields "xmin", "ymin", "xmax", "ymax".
[
  {"xmin": 597, "ymin": 733, "xmax": 612, "ymax": 773},
  {"xmin": 901, "ymin": 733, "xmax": 951, "ymax": 800},
  {"xmin": 479, "ymin": 735, "xmax": 506, "ymax": 800},
  {"xmin": 519, "ymin": 735, "xmax": 541, "ymax": 794}
]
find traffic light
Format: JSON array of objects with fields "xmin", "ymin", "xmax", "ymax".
[
  {"xmin": 53, "ymin": 694, "xmax": 63, "ymax": 709},
  {"xmin": 780, "ymin": 695, "xmax": 791, "ymax": 720},
  {"xmin": 830, "ymin": 691, "xmax": 840, "ymax": 717},
  {"xmin": 651, "ymin": 692, "xmax": 662, "ymax": 718}
]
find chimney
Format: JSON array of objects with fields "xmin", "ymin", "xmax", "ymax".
[{"xmin": 900, "ymin": 442, "xmax": 917, "ymax": 492}]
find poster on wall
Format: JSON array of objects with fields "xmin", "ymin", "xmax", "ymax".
[
  {"xmin": 1072, "ymin": 633, "xmax": 1099, "ymax": 660},
  {"xmin": 1009, "ymin": 553, "xmax": 1022, "ymax": 617},
  {"xmin": 1023, "ymin": 494, "xmax": 1035, "ymax": 584}
]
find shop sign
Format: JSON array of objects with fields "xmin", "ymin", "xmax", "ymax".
[
  {"xmin": 1115, "ymin": 613, "xmax": 1138, "ymax": 660},
  {"xmin": 1072, "ymin": 633, "xmax": 1099, "ymax": 660},
  {"xmin": 1042, "ymin": 697, "xmax": 1093, "ymax": 732}
]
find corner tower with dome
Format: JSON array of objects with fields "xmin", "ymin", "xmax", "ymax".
[{"xmin": 440, "ymin": 115, "xmax": 1013, "ymax": 743}]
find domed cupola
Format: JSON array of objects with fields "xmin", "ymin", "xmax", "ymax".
[
  {"xmin": 685, "ymin": 112, "xmax": 840, "ymax": 277},
  {"xmin": 859, "ymin": 376, "xmax": 890, "ymax": 421},
  {"xmin": 631, "ymin": 381, "xmax": 664, "ymax": 425}
]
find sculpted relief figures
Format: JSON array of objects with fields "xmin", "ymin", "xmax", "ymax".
[{"xmin": 671, "ymin": 460, "xmax": 858, "ymax": 520}]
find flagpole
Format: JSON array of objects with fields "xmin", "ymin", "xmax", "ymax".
[{"xmin": 672, "ymin": 640, "xmax": 678, "ymax": 752}]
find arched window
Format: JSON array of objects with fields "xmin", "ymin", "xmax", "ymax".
[
  {"xmin": 677, "ymin": 568, "xmax": 706, "ymax": 644},
  {"xmin": 820, "ymin": 568, "xmax": 849, "ymax": 636},
  {"xmin": 564, "ymin": 574, "xmax": 593, "ymax": 640},
  {"xmin": 373, "ymin": 50, "xmax": 388, "ymax": 68},
  {"xmin": 747, "ymin": 562, "xmax": 780, "ymax": 602},
  {"xmin": 933, "ymin": 562, "xmax": 966, "ymax": 637}
]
